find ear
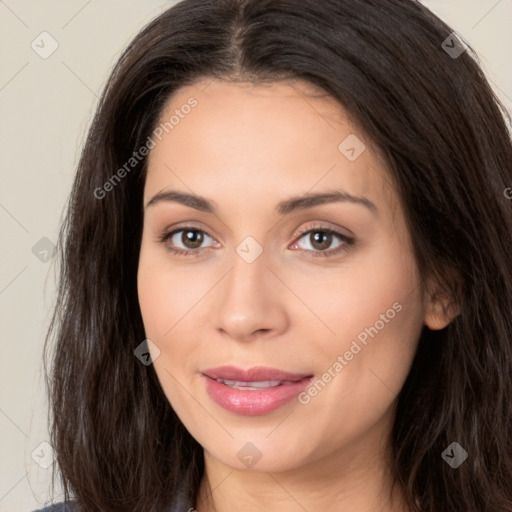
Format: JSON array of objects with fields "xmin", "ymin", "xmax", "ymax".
[{"xmin": 423, "ymin": 276, "xmax": 461, "ymax": 330}]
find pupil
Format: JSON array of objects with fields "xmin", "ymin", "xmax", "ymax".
[
  {"xmin": 183, "ymin": 230, "xmax": 203, "ymax": 249},
  {"xmin": 311, "ymin": 231, "xmax": 331, "ymax": 250}
]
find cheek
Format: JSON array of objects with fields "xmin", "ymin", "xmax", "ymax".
[
  {"xmin": 303, "ymin": 240, "xmax": 424, "ymax": 426},
  {"xmin": 137, "ymin": 259, "xmax": 170, "ymax": 339},
  {"xmin": 293, "ymin": 232, "xmax": 422, "ymax": 354},
  {"xmin": 137, "ymin": 240, "xmax": 197, "ymax": 340},
  {"xmin": 137, "ymin": 242, "xmax": 210, "ymax": 386},
  {"xmin": 137, "ymin": 250, "xmax": 196, "ymax": 411}
]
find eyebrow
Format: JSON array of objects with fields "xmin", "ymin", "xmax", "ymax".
[{"xmin": 145, "ymin": 189, "xmax": 378, "ymax": 216}]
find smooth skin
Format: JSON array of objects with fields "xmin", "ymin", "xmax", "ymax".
[{"xmin": 137, "ymin": 79, "xmax": 458, "ymax": 512}]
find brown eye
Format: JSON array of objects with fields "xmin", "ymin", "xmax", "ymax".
[
  {"xmin": 309, "ymin": 231, "xmax": 333, "ymax": 251},
  {"xmin": 291, "ymin": 226, "xmax": 354, "ymax": 258},
  {"xmin": 159, "ymin": 227, "xmax": 217, "ymax": 256},
  {"xmin": 180, "ymin": 229, "xmax": 204, "ymax": 249}
]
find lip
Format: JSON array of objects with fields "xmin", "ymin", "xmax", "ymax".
[
  {"xmin": 202, "ymin": 366, "xmax": 314, "ymax": 415},
  {"xmin": 203, "ymin": 365, "xmax": 311, "ymax": 382}
]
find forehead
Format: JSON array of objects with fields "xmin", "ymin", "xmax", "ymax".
[{"xmin": 144, "ymin": 79, "xmax": 397, "ymax": 217}]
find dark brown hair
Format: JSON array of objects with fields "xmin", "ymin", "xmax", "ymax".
[{"xmin": 44, "ymin": 0, "xmax": 512, "ymax": 510}]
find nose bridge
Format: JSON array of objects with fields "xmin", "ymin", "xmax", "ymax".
[
  {"xmin": 212, "ymin": 237, "xmax": 288, "ymax": 339},
  {"xmin": 224, "ymin": 239, "xmax": 271, "ymax": 308}
]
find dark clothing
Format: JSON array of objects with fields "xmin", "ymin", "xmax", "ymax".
[
  {"xmin": 33, "ymin": 505, "xmax": 76, "ymax": 512},
  {"xmin": 33, "ymin": 497, "xmax": 190, "ymax": 511}
]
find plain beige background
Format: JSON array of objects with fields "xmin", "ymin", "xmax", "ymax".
[{"xmin": 0, "ymin": 1, "xmax": 511, "ymax": 511}]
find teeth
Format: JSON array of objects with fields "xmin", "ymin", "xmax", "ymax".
[{"xmin": 217, "ymin": 379, "xmax": 282, "ymax": 389}]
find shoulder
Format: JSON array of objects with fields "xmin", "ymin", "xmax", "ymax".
[{"xmin": 32, "ymin": 503, "xmax": 76, "ymax": 512}]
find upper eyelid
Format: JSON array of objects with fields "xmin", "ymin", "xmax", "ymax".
[{"xmin": 295, "ymin": 224, "xmax": 349, "ymax": 237}]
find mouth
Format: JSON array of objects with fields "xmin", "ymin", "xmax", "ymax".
[
  {"xmin": 203, "ymin": 365, "xmax": 312, "ymax": 382},
  {"xmin": 214, "ymin": 378, "xmax": 293, "ymax": 390},
  {"xmin": 202, "ymin": 366, "xmax": 314, "ymax": 415}
]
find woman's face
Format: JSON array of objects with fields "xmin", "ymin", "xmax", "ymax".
[{"xmin": 137, "ymin": 79, "xmax": 429, "ymax": 474}]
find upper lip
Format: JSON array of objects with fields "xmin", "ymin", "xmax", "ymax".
[{"xmin": 202, "ymin": 365, "xmax": 312, "ymax": 382}]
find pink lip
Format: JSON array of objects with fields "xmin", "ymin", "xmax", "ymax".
[{"xmin": 202, "ymin": 366, "xmax": 314, "ymax": 415}]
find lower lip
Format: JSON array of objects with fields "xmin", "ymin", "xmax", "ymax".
[{"xmin": 203, "ymin": 375, "xmax": 313, "ymax": 415}]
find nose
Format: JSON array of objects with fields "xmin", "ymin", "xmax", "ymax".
[{"xmin": 212, "ymin": 247, "xmax": 289, "ymax": 343}]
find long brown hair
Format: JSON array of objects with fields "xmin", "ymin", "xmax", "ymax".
[{"xmin": 44, "ymin": 1, "xmax": 512, "ymax": 510}]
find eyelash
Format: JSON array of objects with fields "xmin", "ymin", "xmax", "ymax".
[{"xmin": 156, "ymin": 223, "xmax": 355, "ymax": 258}]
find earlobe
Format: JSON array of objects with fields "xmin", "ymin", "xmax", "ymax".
[{"xmin": 423, "ymin": 279, "xmax": 461, "ymax": 330}]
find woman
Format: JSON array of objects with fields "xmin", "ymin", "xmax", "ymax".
[{"xmin": 37, "ymin": 0, "xmax": 512, "ymax": 511}]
